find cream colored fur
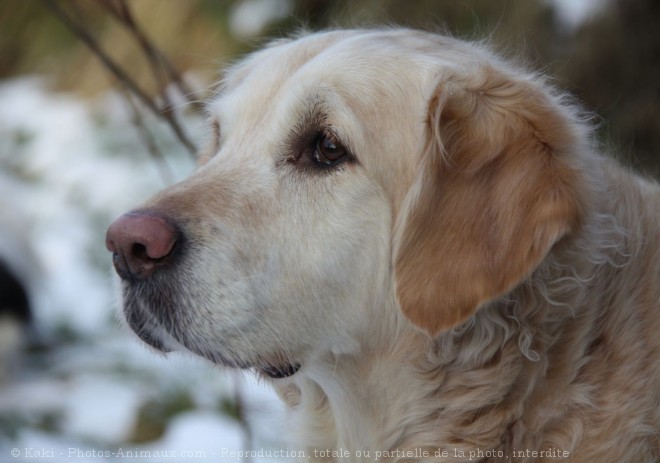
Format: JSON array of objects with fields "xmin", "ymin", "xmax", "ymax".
[{"xmin": 116, "ymin": 29, "xmax": 660, "ymax": 462}]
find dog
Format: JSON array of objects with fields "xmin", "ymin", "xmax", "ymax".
[{"xmin": 106, "ymin": 29, "xmax": 660, "ymax": 461}]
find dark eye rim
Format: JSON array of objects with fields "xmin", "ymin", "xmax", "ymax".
[
  {"xmin": 279, "ymin": 118, "xmax": 358, "ymax": 172},
  {"xmin": 312, "ymin": 131, "xmax": 350, "ymax": 167}
]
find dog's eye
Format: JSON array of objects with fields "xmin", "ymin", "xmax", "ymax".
[{"xmin": 313, "ymin": 132, "xmax": 347, "ymax": 166}]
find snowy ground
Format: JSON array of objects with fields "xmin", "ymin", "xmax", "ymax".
[{"xmin": 0, "ymin": 77, "xmax": 295, "ymax": 462}]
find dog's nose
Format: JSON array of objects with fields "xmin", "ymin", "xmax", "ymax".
[{"xmin": 106, "ymin": 211, "xmax": 178, "ymax": 280}]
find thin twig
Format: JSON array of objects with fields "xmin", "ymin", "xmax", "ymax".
[
  {"xmin": 119, "ymin": 85, "xmax": 175, "ymax": 185},
  {"xmin": 40, "ymin": 0, "xmax": 197, "ymax": 157},
  {"xmin": 102, "ymin": 0, "xmax": 204, "ymax": 113}
]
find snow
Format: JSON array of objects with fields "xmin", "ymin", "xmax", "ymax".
[
  {"xmin": 549, "ymin": 0, "xmax": 610, "ymax": 29},
  {"xmin": 61, "ymin": 375, "xmax": 144, "ymax": 443},
  {"xmin": 150, "ymin": 411, "xmax": 245, "ymax": 458},
  {"xmin": 0, "ymin": 77, "xmax": 291, "ymax": 461}
]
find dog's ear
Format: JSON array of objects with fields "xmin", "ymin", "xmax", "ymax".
[{"xmin": 393, "ymin": 66, "xmax": 583, "ymax": 337}]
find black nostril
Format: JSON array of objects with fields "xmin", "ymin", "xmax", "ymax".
[{"xmin": 131, "ymin": 243, "xmax": 148, "ymax": 261}]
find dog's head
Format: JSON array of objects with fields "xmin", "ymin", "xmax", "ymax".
[{"xmin": 106, "ymin": 29, "xmax": 585, "ymax": 379}]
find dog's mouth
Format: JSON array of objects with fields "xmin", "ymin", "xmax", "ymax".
[
  {"xmin": 123, "ymin": 294, "xmax": 302, "ymax": 379},
  {"xmin": 123, "ymin": 299, "xmax": 174, "ymax": 353}
]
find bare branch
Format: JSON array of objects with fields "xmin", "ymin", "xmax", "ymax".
[
  {"xmin": 40, "ymin": 0, "xmax": 197, "ymax": 157},
  {"xmin": 119, "ymin": 85, "xmax": 175, "ymax": 185},
  {"xmin": 102, "ymin": 0, "xmax": 204, "ymax": 113}
]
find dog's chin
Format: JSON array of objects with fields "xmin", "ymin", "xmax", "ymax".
[
  {"xmin": 124, "ymin": 303, "xmax": 302, "ymax": 379},
  {"xmin": 123, "ymin": 302, "xmax": 173, "ymax": 353},
  {"xmin": 165, "ymin": 332, "xmax": 302, "ymax": 379},
  {"xmin": 125, "ymin": 313, "xmax": 181, "ymax": 356},
  {"xmin": 152, "ymin": 330, "xmax": 302, "ymax": 379}
]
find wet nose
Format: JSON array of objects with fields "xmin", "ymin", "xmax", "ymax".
[{"xmin": 105, "ymin": 211, "xmax": 178, "ymax": 280}]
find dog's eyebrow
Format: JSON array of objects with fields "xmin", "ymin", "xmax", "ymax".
[
  {"xmin": 294, "ymin": 97, "xmax": 329, "ymax": 137},
  {"xmin": 279, "ymin": 97, "xmax": 330, "ymax": 163}
]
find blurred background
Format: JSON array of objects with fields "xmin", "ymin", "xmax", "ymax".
[{"xmin": 0, "ymin": 0, "xmax": 658, "ymax": 461}]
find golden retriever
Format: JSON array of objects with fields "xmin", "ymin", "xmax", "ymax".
[{"xmin": 106, "ymin": 29, "xmax": 660, "ymax": 462}]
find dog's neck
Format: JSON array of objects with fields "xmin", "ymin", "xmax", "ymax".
[
  {"xmin": 286, "ymin": 326, "xmax": 434, "ymax": 454},
  {"xmin": 287, "ymin": 307, "xmax": 578, "ymax": 459}
]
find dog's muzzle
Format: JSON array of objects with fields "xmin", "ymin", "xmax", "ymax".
[{"xmin": 106, "ymin": 210, "xmax": 303, "ymax": 379}]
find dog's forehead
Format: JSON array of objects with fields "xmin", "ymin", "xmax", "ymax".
[
  {"xmin": 209, "ymin": 31, "xmax": 445, "ymax": 126},
  {"xmin": 223, "ymin": 31, "xmax": 416, "ymax": 90}
]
